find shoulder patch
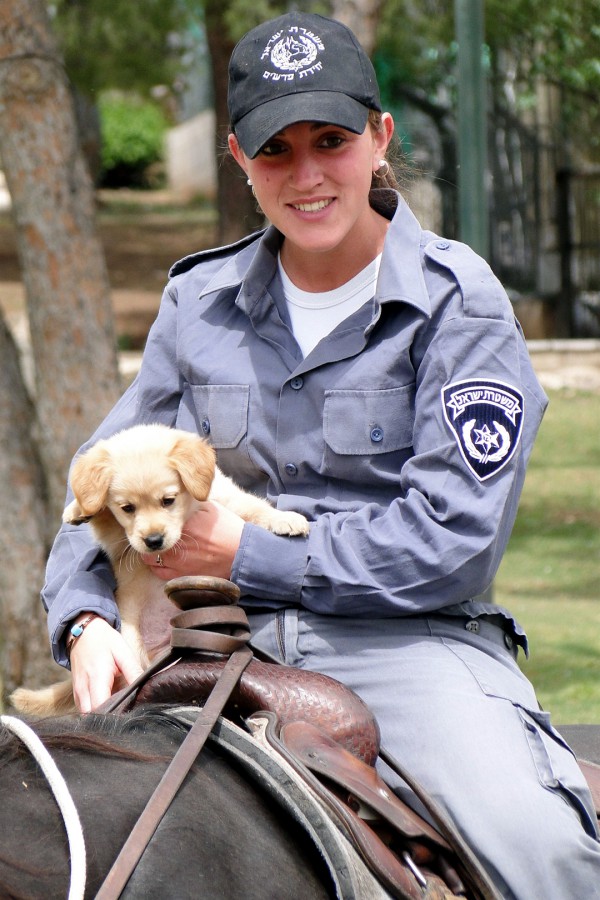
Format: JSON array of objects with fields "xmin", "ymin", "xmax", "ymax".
[{"xmin": 442, "ymin": 379, "xmax": 524, "ymax": 481}]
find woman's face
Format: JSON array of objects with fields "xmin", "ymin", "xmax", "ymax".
[{"xmin": 228, "ymin": 115, "xmax": 393, "ymax": 263}]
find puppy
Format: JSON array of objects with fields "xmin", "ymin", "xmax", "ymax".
[{"xmin": 11, "ymin": 424, "xmax": 309, "ymax": 716}]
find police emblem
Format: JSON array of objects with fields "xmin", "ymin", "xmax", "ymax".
[
  {"xmin": 442, "ymin": 379, "xmax": 524, "ymax": 481},
  {"xmin": 262, "ymin": 25, "xmax": 324, "ymax": 81}
]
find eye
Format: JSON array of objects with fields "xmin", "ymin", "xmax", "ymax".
[
  {"xmin": 318, "ymin": 134, "xmax": 345, "ymax": 149},
  {"xmin": 258, "ymin": 139, "xmax": 286, "ymax": 157},
  {"xmin": 161, "ymin": 497, "xmax": 176, "ymax": 508},
  {"xmin": 121, "ymin": 503, "xmax": 135, "ymax": 514}
]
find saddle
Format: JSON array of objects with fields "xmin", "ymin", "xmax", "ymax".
[{"xmin": 94, "ymin": 577, "xmax": 501, "ymax": 900}]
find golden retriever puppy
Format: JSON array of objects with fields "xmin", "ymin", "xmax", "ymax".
[{"xmin": 11, "ymin": 424, "xmax": 309, "ymax": 716}]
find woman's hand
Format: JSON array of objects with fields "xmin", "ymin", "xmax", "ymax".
[
  {"xmin": 69, "ymin": 617, "xmax": 144, "ymax": 713},
  {"xmin": 141, "ymin": 500, "xmax": 245, "ymax": 581}
]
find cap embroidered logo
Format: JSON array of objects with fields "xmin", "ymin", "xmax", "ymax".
[{"xmin": 264, "ymin": 27, "xmax": 323, "ymax": 79}]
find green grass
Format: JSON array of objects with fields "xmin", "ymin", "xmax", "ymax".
[{"xmin": 495, "ymin": 388, "xmax": 600, "ymax": 722}]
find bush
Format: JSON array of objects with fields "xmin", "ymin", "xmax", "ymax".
[{"xmin": 99, "ymin": 94, "xmax": 168, "ymax": 188}]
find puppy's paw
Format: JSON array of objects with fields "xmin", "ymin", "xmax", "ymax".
[
  {"xmin": 63, "ymin": 498, "xmax": 91, "ymax": 526},
  {"xmin": 264, "ymin": 509, "xmax": 310, "ymax": 537}
]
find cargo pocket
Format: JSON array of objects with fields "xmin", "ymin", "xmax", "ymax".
[
  {"xmin": 519, "ymin": 707, "xmax": 598, "ymax": 838},
  {"xmin": 323, "ymin": 385, "xmax": 414, "ymax": 485}
]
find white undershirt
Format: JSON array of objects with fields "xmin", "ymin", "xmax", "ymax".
[{"xmin": 278, "ymin": 254, "xmax": 382, "ymax": 357}]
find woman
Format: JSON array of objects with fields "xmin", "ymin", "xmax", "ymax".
[{"xmin": 42, "ymin": 12, "xmax": 600, "ymax": 897}]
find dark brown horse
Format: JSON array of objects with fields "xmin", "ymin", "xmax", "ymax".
[
  {"xmin": 1, "ymin": 707, "xmax": 598, "ymax": 900},
  {"xmin": 0, "ymin": 707, "xmax": 335, "ymax": 900}
]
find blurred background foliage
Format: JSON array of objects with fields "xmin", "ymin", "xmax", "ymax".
[{"xmin": 47, "ymin": 0, "xmax": 600, "ymax": 178}]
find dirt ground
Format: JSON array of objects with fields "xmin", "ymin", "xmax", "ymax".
[{"xmin": 0, "ymin": 191, "xmax": 218, "ymax": 349}]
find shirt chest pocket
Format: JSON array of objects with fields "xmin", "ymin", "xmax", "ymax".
[
  {"xmin": 185, "ymin": 384, "xmax": 264, "ymax": 486},
  {"xmin": 322, "ymin": 385, "xmax": 415, "ymax": 484},
  {"xmin": 189, "ymin": 384, "xmax": 249, "ymax": 448}
]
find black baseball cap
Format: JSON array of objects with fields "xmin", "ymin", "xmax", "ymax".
[{"xmin": 228, "ymin": 12, "xmax": 382, "ymax": 159}]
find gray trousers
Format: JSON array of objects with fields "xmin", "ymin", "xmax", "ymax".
[{"xmin": 246, "ymin": 609, "xmax": 600, "ymax": 900}]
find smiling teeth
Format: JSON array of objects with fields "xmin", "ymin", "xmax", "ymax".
[{"xmin": 294, "ymin": 199, "xmax": 332, "ymax": 212}]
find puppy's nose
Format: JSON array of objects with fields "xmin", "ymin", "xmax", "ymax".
[{"xmin": 144, "ymin": 533, "xmax": 165, "ymax": 551}]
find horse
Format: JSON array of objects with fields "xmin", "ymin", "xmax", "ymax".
[
  {"xmin": 3, "ymin": 575, "xmax": 599, "ymax": 900},
  {"xmin": 0, "ymin": 706, "xmax": 336, "ymax": 900}
]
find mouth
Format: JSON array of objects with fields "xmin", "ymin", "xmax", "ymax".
[{"xmin": 290, "ymin": 198, "xmax": 334, "ymax": 213}]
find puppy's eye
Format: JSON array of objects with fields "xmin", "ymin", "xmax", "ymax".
[
  {"xmin": 121, "ymin": 503, "xmax": 135, "ymax": 514},
  {"xmin": 162, "ymin": 497, "xmax": 176, "ymax": 508}
]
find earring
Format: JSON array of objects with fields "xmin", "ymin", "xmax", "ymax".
[
  {"xmin": 247, "ymin": 178, "xmax": 252, "ymax": 186},
  {"xmin": 374, "ymin": 159, "xmax": 390, "ymax": 179}
]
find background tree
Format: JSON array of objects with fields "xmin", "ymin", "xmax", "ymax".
[
  {"xmin": 375, "ymin": 0, "xmax": 600, "ymax": 236},
  {"xmin": 0, "ymin": 0, "xmax": 121, "ymax": 698}
]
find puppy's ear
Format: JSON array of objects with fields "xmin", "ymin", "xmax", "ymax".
[
  {"xmin": 169, "ymin": 433, "xmax": 216, "ymax": 501},
  {"xmin": 63, "ymin": 497, "xmax": 92, "ymax": 526},
  {"xmin": 68, "ymin": 442, "xmax": 113, "ymax": 517}
]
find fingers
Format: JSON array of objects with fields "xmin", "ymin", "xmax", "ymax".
[
  {"xmin": 69, "ymin": 617, "xmax": 144, "ymax": 713},
  {"xmin": 112, "ymin": 641, "xmax": 145, "ymax": 686},
  {"xmin": 140, "ymin": 550, "xmax": 175, "ymax": 580}
]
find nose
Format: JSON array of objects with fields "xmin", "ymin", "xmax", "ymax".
[
  {"xmin": 144, "ymin": 533, "xmax": 164, "ymax": 551},
  {"xmin": 289, "ymin": 149, "xmax": 323, "ymax": 191}
]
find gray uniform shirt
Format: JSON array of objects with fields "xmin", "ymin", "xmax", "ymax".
[{"xmin": 43, "ymin": 190, "xmax": 547, "ymax": 664}]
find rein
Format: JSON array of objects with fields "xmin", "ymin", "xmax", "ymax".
[
  {"xmin": 0, "ymin": 714, "xmax": 86, "ymax": 900},
  {"xmin": 95, "ymin": 577, "xmax": 253, "ymax": 900}
]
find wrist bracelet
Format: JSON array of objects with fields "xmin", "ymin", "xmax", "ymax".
[{"xmin": 66, "ymin": 614, "xmax": 98, "ymax": 659}]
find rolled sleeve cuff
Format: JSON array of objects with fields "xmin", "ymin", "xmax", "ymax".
[
  {"xmin": 46, "ymin": 548, "xmax": 120, "ymax": 667},
  {"xmin": 231, "ymin": 523, "xmax": 308, "ymax": 607}
]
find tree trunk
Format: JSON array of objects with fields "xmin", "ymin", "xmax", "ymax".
[
  {"xmin": 0, "ymin": 0, "xmax": 121, "ymax": 525},
  {"xmin": 0, "ymin": 0, "xmax": 122, "ymax": 701},
  {"xmin": 0, "ymin": 318, "xmax": 60, "ymax": 697},
  {"xmin": 330, "ymin": 0, "xmax": 383, "ymax": 54},
  {"xmin": 204, "ymin": 0, "xmax": 265, "ymax": 244}
]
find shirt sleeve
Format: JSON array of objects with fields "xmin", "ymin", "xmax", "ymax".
[{"xmin": 233, "ymin": 313, "xmax": 547, "ymax": 617}]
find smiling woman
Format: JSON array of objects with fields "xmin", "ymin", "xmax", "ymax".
[
  {"xmin": 229, "ymin": 120, "xmax": 392, "ymax": 290},
  {"xmin": 38, "ymin": 11, "xmax": 600, "ymax": 899}
]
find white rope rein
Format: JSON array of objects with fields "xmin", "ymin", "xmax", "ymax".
[{"xmin": 0, "ymin": 714, "xmax": 87, "ymax": 900}]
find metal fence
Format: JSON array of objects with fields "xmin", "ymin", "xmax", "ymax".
[
  {"xmin": 557, "ymin": 168, "xmax": 600, "ymax": 336},
  {"xmin": 487, "ymin": 104, "xmax": 600, "ymax": 337}
]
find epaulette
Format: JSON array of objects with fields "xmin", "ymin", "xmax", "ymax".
[
  {"xmin": 168, "ymin": 228, "xmax": 266, "ymax": 278},
  {"xmin": 424, "ymin": 237, "xmax": 511, "ymax": 321}
]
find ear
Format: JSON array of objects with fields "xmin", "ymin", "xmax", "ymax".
[
  {"xmin": 68, "ymin": 443, "xmax": 113, "ymax": 518},
  {"xmin": 169, "ymin": 433, "xmax": 216, "ymax": 501},
  {"xmin": 372, "ymin": 112, "xmax": 395, "ymax": 170},
  {"xmin": 228, "ymin": 132, "xmax": 250, "ymax": 177}
]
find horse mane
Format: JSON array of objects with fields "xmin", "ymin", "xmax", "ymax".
[{"xmin": 0, "ymin": 706, "xmax": 187, "ymax": 767}]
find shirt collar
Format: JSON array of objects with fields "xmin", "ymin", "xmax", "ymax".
[
  {"xmin": 371, "ymin": 190, "xmax": 432, "ymax": 317},
  {"xmin": 199, "ymin": 191, "xmax": 431, "ymax": 319}
]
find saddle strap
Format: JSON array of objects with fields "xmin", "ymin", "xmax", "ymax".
[
  {"xmin": 378, "ymin": 746, "xmax": 501, "ymax": 900},
  {"xmin": 95, "ymin": 645, "xmax": 253, "ymax": 900},
  {"xmin": 256, "ymin": 714, "xmax": 470, "ymax": 900}
]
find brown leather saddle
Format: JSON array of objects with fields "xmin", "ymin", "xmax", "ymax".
[{"xmin": 95, "ymin": 577, "xmax": 599, "ymax": 900}]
